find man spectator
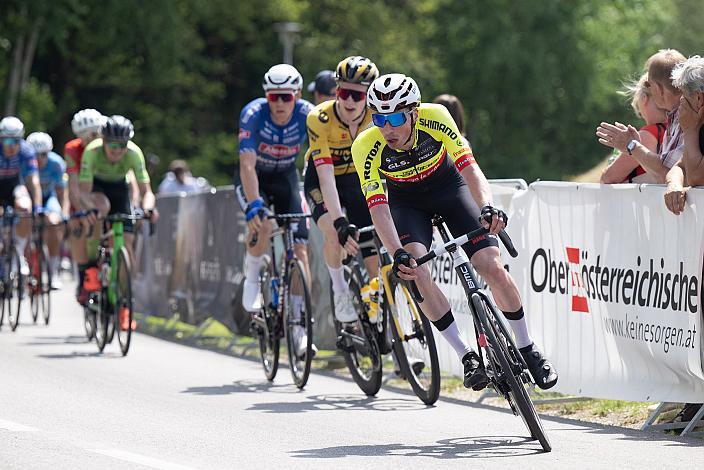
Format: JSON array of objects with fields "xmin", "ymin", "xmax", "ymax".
[
  {"xmin": 664, "ymin": 56, "xmax": 704, "ymax": 214},
  {"xmin": 158, "ymin": 159, "xmax": 211, "ymax": 195},
  {"xmin": 596, "ymin": 49, "xmax": 686, "ymax": 181},
  {"xmin": 307, "ymin": 70, "xmax": 336, "ymax": 105}
]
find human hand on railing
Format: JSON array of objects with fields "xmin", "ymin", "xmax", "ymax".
[
  {"xmin": 334, "ymin": 217, "xmax": 359, "ymax": 257},
  {"xmin": 664, "ymin": 183, "xmax": 688, "ymax": 215}
]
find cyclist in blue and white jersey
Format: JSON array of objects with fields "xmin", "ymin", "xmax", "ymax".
[
  {"xmin": 238, "ymin": 64, "xmax": 315, "ymax": 357},
  {"xmin": 0, "ymin": 116, "xmax": 42, "ymax": 272},
  {"xmin": 27, "ymin": 132, "xmax": 69, "ymax": 287}
]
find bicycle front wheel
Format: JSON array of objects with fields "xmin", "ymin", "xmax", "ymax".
[
  {"xmin": 115, "ymin": 247, "xmax": 133, "ymax": 356},
  {"xmin": 6, "ymin": 247, "xmax": 24, "ymax": 332},
  {"xmin": 285, "ymin": 258, "xmax": 313, "ymax": 389},
  {"xmin": 256, "ymin": 257, "xmax": 279, "ymax": 381},
  {"xmin": 39, "ymin": 243, "xmax": 51, "ymax": 325},
  {"xmin": 335, "ymin": 265, "xmax": 382, "ymax": 396},
  {"xmin": 389, "ymin": 281, "xmax": 440, "ymax": 405},
  {"xmin": 472, "ymin": 294, "xmax": 551, "ymax": 452},
  {"xmin": 28, "ymin": 242, "xmax": 40, "ymax": 324}
]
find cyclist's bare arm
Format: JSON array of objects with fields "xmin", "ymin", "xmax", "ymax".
[
  {"xmin": 460, "ymin": 164, "xmax": 506, "ymax": 233},
  {"xmin": 138, "ymin": 182, "xmax": 157, "ymax": 220},
  {"xmin": 239, "ymin": 150, "xmax": 260, "ymax": 203},
  {"xmin": 316, "ymin": 163, "xmax": 344, "ymax": 219},
  {"xmin": 57, "ymin": 186, "xmax": 70, "ymax": 218},
  {"xmin": 128, "ymin": 170, "xmax": 140, "ymax": 208},
  {"xmin": 68, "ymin": 174, "xmax": 81, "ymax": 211},
  {"xmin": 26, "ymin": 173, "xmax": 42, "ymax": 208}
]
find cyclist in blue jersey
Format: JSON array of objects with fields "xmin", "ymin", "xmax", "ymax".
[
  {"xmin": 0, "ymin": 116, "xmax": 42, "ymax": 273},
  {"xmin": 238, "ymin": 63, "xmax": 315, "ymax": 358},
  {"xmin": 27, "ymin": 132, "xmax": 69, "ymax": 288}
]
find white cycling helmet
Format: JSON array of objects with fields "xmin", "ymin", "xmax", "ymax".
[
  {"xmin": 26, "ymin": 132, "xmax": 54, "ymax": 153},
  {"xmin": 367, "ymin": 74, "xmax": 421, "ymax": 114},
  {"xmin": 71, "ymin": 108, "xmax": 106, "ymax": 135},
  {"xmin": 262, "ymin": 64, "xmax": 303, "ymax": 92},
  {"xmin": 0, "ymin": 116, "xmax": 25, "ymax": 138}
]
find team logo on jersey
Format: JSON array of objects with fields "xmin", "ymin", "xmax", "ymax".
[
  {"xmin": 309, "ymin": 188, "xmax": 324, "ymax": 204},
  {"xmin": 319, "ymin": 111, "xmax": 329, "ymax": 123},
  {"xmin": 362, "ymin": 181, "xmax": 380, "ymax": 195},
  {"xmin": 308, "ymin": 129, "xmax": 319, "ymax": 142},
  {"xmin": 238, "ymin": 129, "xmax": 251, "ymax": 139},
  {"xmin": 258, "ymin": 143, "xmax": 301, "ymax": 158}
]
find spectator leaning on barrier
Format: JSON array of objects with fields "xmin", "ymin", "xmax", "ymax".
[
  {"xmin": 664, "ymin": 55, "xmax": 704, "ymax": 216},
  {"xmin": 308, "ymin": 70, "xmax": 337, "ymax": 105},
  {"xmin": 601, "ymin": 73, "xmax": 668, "ymax": 184},
  {"xmin": 596, "ymin": 49, "xmax": 686, "ymax": 182},
  {"xmin": 158, "ymin": 159, "xmax": 211, "ymax": 195}
]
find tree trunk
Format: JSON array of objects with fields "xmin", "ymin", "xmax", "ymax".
[
  {"xmin": 21, "ymin": 18, "xmax": 42, "ymax": 90},
  {"xmin": 4, "ymin": 33, "xmax": 25, "ymax": 116}
]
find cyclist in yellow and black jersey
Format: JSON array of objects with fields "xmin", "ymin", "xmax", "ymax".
[
  {"xmin": 303, "ymin": 56, "xmax": 379, "ymax": 324},
  {"xmin": 351, "ymin": 74, "xmax": 558, "ymax": 391}
]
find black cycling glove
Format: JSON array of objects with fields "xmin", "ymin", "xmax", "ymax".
[
  {"xmin": 479, "ymin": 204, "xmax": 508, "ymax": 227},
  {"xmin": 392, "ymin": 248, "xmax": 414, "ymax": 278},
  {"xmin": 333, "ymin": 217, "xmax": 357, "ymax": 247}
]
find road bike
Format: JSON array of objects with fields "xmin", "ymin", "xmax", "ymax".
[
  {"xmin": 27, "ymin": 213, "xmax": 52, "ymax": 325},
  {"xmin": 334, "ymin": 224, "xmax": 440, "ymax": 405},
  {"xmin": 413, "ymin": 215, "xmax": 551, "ymax": 452},
  {"xmin": 84, "ymin": 211, "xmax": 150, "ymax": 356},
  {"xmin": 0, "ymin": 206, "xmax": 28, "ymax": 331}
]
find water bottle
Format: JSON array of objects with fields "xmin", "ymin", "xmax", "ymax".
[{"xmin": 367, "ymin": 277, "xmax": 380, "ymax": 324}]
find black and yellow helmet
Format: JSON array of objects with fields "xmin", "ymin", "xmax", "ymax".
[{"xmin": 335, "ymin": 56, "xmax": 379, "ymax": 85}]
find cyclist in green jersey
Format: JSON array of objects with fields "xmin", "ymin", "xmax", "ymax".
[{"xmin": 77, "ymin": 115, "xmax": 158, "ymax": 303}]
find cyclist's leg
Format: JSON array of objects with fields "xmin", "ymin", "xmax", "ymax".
[
  {"xmin": 13, "ymin": 185, "xmax": 32, "ymax": 256},
  {"xmin": 242, "ymin": 174, "xmax": 273, "ymax": 311},
  {"xmin": 43, "ymin": 195, "xmax": 64, "ymax": 283}
]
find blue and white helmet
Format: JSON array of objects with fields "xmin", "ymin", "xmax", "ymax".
[
  {"xmin": 27, "ymin": 132, "xmax": 54, "ymax": 153},
  {"xmin": 262, "ymin": 64, "xmax": 303, "ymax": 92}
]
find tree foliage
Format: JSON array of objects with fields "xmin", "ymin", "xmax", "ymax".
[{"xmin": 1, "ymin": 0, "xmax": 701, "ymax": 184}]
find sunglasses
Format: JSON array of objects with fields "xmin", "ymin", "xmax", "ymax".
[
  {"xmin": 372, "ymin": 111, "xmax": 409, "ymax": 128},
  {"xmin": 105, "ymin": 141, "xmax": 128, "ymax": 150},
  {"xmin": 2, "ymin": 138, "xmax": 20, "ymax": 146},
  {"xmin": 266, "ymin": 92, "xmax": 295, "ymax": 103},
  {"xmin": 337, "ymin": 88, "xmax": 366, "ymax": 102},
  {"xmin": 37, "ymin": 152, "xmax": 49, "ymax": 158}
]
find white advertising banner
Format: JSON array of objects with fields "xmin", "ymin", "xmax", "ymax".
[{"xmin": 503, "ymin": 182, "xmax": 704, "ymax": 402}]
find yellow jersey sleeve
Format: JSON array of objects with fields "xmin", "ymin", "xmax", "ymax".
[
  {"xmin": 418, "ymin": 103, "xmax": 476, "ymax": 171},
  {"xmin": 305, "ymin": 105, "xmax": 333, "ymax": 167},
  {"xmin": 352, "ymin": 127, "xmax": 387, "ymax": 208}
]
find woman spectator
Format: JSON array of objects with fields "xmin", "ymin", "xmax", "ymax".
[
  {"xmin": 601, "ymin": 73, "xmax": 668, "ymax": 183},
  {"xmin": 433, "ymin": 94, "xmax": 469, "ymax": 144}
]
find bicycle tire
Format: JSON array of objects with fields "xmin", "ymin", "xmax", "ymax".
[
  {"xmin": 285, "ymin": 258, "xmax": 313, "ymax": 389},
  {"xmin": 115, "ymin": 247, "xmax": 133, "ymax": 356},
  {"xmin": 7, "ymin": 248, "xmax": 23, "ymax": 332},
  {"xmin": 471, "ymin": 293, "xmax": 551, "ymax": 452},
  {"xmin": 257, "ymin": 257, "xmax": 279, "ymax": 381},
  {"xmin": 94, "ymin": 274, "xmax": 109, "ymax": 352},
  {"xmin": 388, "ymin": 280, "xmax": 440, "ymax": 405},
  {"xmin": 39, "ymin": 243, "xmax": 51, "ymax": 325},
  {"xmin": 0, "ymin": 252, "xmax": 6, "ymax": 329},
  {"xmin": 28, "ymin": 242, "xmax": 40, "ymax": 323},
  {"xmin": 84, "ymin": 307, "xmax": 96, "ymax": 340},
  {"xmin": 335, "ymin": 265, "xmax": 382, "ymax": 396}
]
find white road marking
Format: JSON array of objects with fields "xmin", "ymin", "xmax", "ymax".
[
  {"xmin": 0, "ymin": 418, "xmax": 38, "ymax": 432},
  {"xmin": 89, "ymin": 449, "xmax": 202, "ymax": 470}
]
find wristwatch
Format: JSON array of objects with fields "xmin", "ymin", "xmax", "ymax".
[{"xmin": 626, "ymin": 139, "xmax": 638, "ymax": 155}]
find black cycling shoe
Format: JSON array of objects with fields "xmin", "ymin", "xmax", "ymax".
[
  {"xmin": 519, "ymin": 343, "xmax": 558, "ymax": 390},
  {"xmin": 462, "ymin": 352, "xmax": 489, "ymax": 391}
]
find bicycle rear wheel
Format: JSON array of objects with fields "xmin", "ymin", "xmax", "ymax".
[
  {"xmin": 285, "ymin": 259, "xmax": 313, "ymax": 389},
  {"xmin": 6, "ymin": 248, "xmax": 24, "ymax": 332},
  {"xmin": 94, "ymin": 285, "xmax": 109, "ymax": 352},
  {"xmin": 256, "ymin": 257, "xmax": 279, "ymax": 381},
  {"xmin": 472, "ymin": 293, "xmax": 551, "ymax": 452},
  {"xmin": 115, "ymin": 247, "xmax": 133, "ymax": 356},
  {"xmin": 389, "ymin": 281, "xmax": 440, "ymax": 405},
  {"xmin": 335, "ymin": 265, "xmax": 382, "ymax": 396},
  {"xmin": 28, "ymin": 242, "xmax": 40, "ymax": 324}
]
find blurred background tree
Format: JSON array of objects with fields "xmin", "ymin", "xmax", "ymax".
[{"xmin": 1, "ymin": 0, "xmax": 700, "ymax": 185}]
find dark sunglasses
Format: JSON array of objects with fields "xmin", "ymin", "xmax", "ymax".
[
  {"xmin": 2, "ymin": 138, "xmax": 21, "ymax": 146},
  {"xmin": 337, "ymin": 88, "xmax": 366, "ymax": 102},
  {"xmin": 105, "ymin": 141, "xmax": 128, "ymax": 150},
  {"xmin": 372, "ymin": 111, "xmax": 409, "ymax": 128},
  {"xmin": 266, "ymin": 92, "xmax": 295, "ymax": 103}
]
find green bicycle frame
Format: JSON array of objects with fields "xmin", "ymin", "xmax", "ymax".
[{"xmin": 106, "ymin": 219, "xmax": 125, "ymax": 307}]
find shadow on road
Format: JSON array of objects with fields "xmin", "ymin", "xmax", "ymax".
[
  {"xmin": 36, "ymin": 351, "xmax": 122, "ymax": 359},
  {"xmin": 23, "ymin": 335, "xmax": 90, "ymax": 346},
  {"xmin": 181, "ymin": 379, "xmax": 301, "ymax": 396},
  {"xmin": 290, "ymin": 436, "xmax": 543, "ymax": 459},
  {"xmin": 248, "ymin": 393, "xmax": 429, "ymax": 414}
]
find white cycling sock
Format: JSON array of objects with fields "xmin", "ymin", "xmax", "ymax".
[
  {"xmin": 244, "ymin": 253, "xmax": 264, "ymax": 282},
  {"xmin": 504, "ymin": 307, "xmax": 533, "ymax": 349},
  {"xmin": 327, "ymin": 264, "xmax": 347, "ymax": 294},
  {"xmin": 16, "ymin": 236, "xmax": 28, "ymax": 257},
  {"xmin": 432, "ymin": 311, "xmax": 473, "ymax": 360}
]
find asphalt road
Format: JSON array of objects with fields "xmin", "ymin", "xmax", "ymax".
[{"xmin": 0, "ymin": 282, "xmax": 701, "ymax": 469}]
